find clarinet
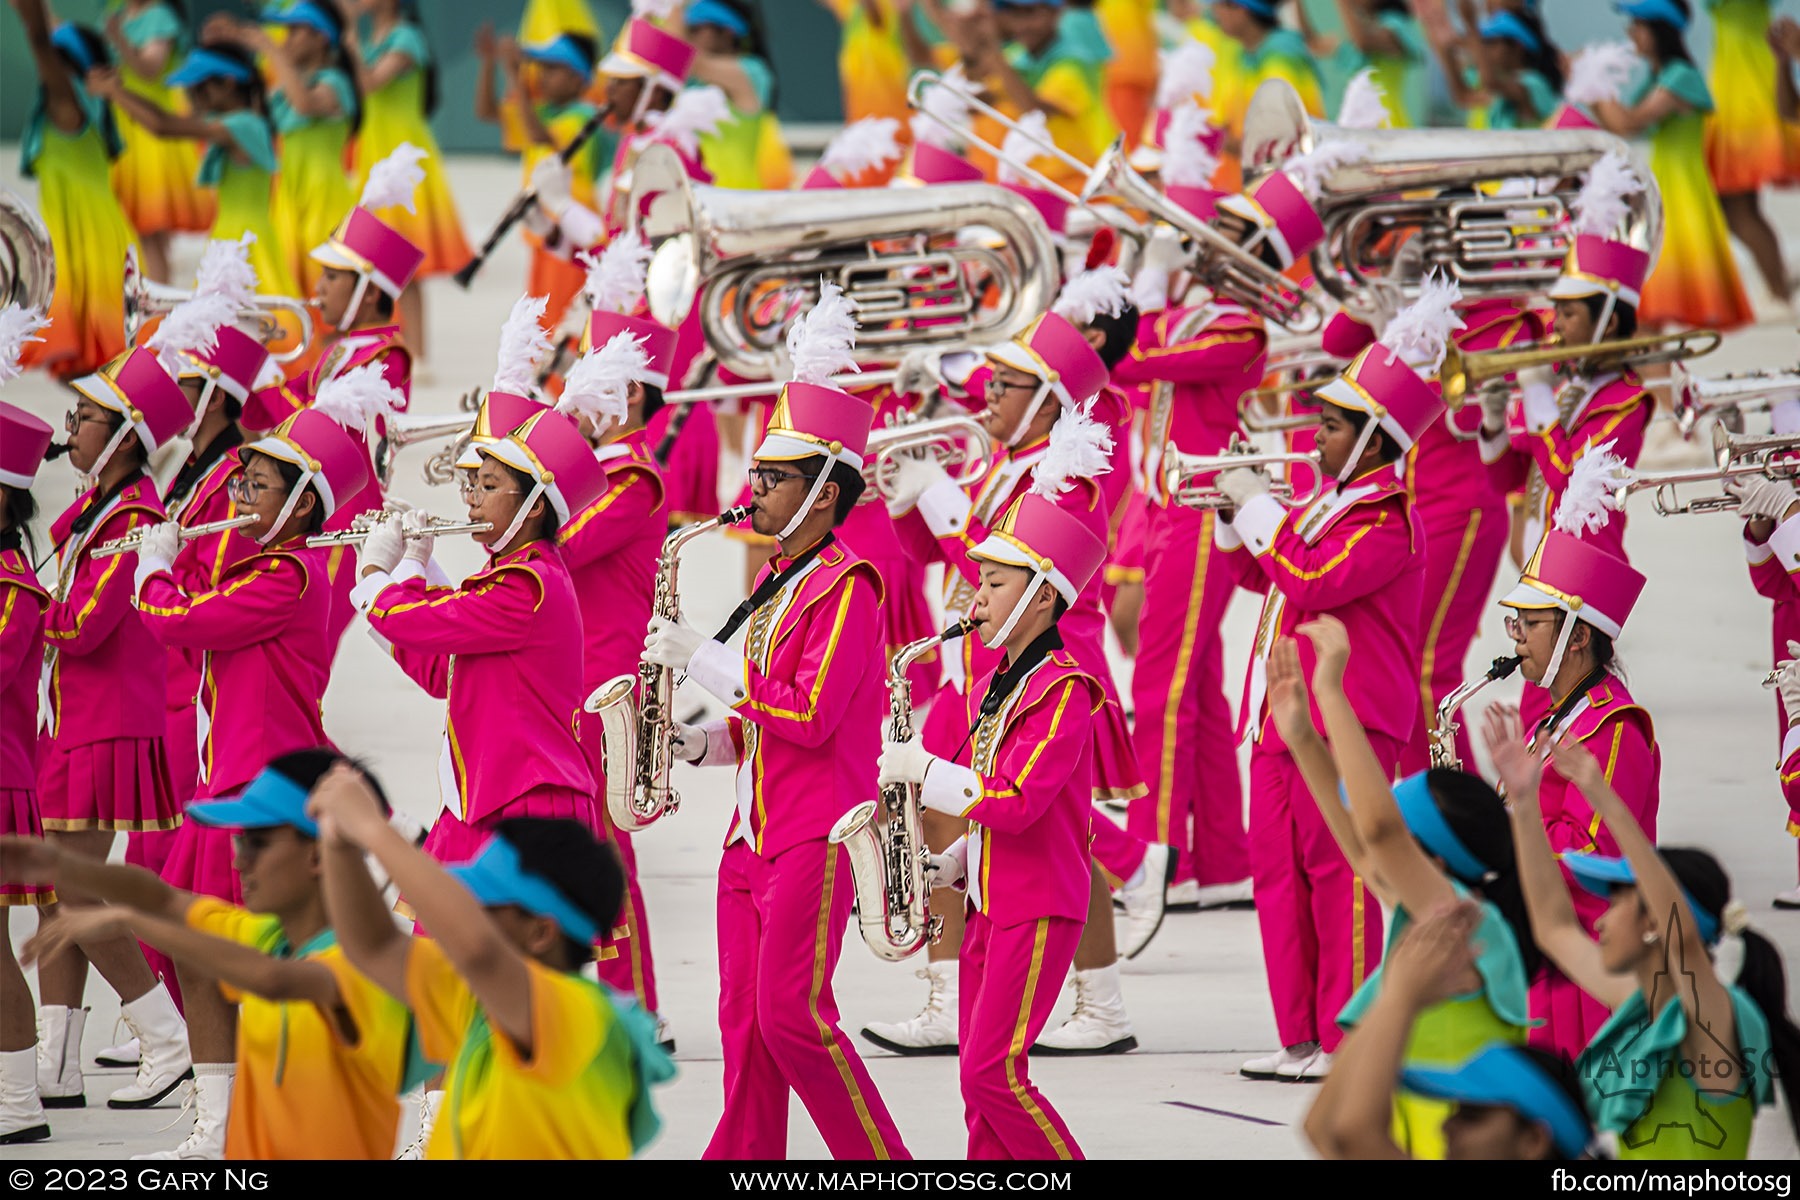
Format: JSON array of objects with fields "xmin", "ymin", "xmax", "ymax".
[{"xmin": 453, "ymin": 103, "xmax": 613, "ymax": 289}]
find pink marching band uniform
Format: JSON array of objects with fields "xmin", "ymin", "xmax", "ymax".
[
  {"xmin": 916, "ymin": 494, "xmax": 1110, "ymax": 1161},
  {"xmin": 39, "ymin": 349, "xmax": 191, "ymax": 837},
  {"xmin": 1218, "ymin": 306, "xmax": 1447, "ymax": 1062},
  {"xmin": 1745, "ymin": 458, "xmax": 1800, "ymax": 858},
  {"xmin": 351, "ymin": 407, "xmax": 601, "ymax": 864},
  {"xmin": 676, "ymin": 378, "xmax": 911, "ymax": 1161},
  {"xmin": 133, "ymin": 409, "xmax": 368, "ymax": 903},
  {"xmin": 1499, "ymin": 515, "xmax": 1656, "ymax": 1061},
  {"xmin": 0, "ymin": 400, "xmax": 54, "ymax": 907},
  {"xmin": 597, "ymin": 18, "xmax": 705, "ymax": 240}
]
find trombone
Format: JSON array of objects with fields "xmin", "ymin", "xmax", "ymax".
[
  {"xmin": 90, "ymin": 514, "xmax": 258, "ymax": 560},
  {"xmin": 1437, "ymin": 329, "xmax": 1720, "ymax": 409},
  {"xmin": 1163, "ymin": 436, "xmax": 1324, "ymax": 510},
  {"xmin": 305, "ymin": 511, "xmax": 493, "ymax": 547},
  {"xmin": 862, "ymin": 412, "xmax": 993, "ymax": 504},
  {"xmin": 1612, "ymin": 423, "xmax": 1800, "ymax": 516}
]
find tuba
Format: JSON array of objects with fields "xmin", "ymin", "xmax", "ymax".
[
  {"xmin": 123, "ymin": 247, "xmax": 315, "ymax": 364},
  {"xmin": 1240, "ymin": 79, "xmax": 1660, "ymax": 317},
  {"xmin": 586, "ymin": 505, "xmax": 753, "ymax": 832},
  {"xmin": 372, "ymin": 412, "xmax": 478, "ymax": 489},
  {"xmin": 630, "ymin": 143, "xmax": 1058, "ymax": 379},
  {"xmin": 831, "ymin": 618, "xmax": 976, "ymax": 961},
  {"xmin": 1431, "ymin": 655, "xmax": 1522, "ymax": 770},
  {"xmin": 0, "ymin": 191, "xmax": 54, "ymax": 310}
]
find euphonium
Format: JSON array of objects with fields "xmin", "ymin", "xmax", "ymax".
[
  {"xmin": 586, "ymin": 505, "xmax": 753, "ymax": 832},
  {"xmin": 123, "ymin": 247, "xmax": 315, "ymax": 365},
  {"xmin": 1163, "ymin": 435, "xmax": 1323, "ymax": 510},
  {"xmin": 1431, "ymin": 655, "xmax": 1522, "ymax": 770},
  {"xmin": 629, "ymin": 143, "xmax": 1058, "ymax": 379},
  {"xmin": 863, "ymin": 413, "xmax": 993, "ymax": 503},
  {"xmin": 0, "ymin": 190, "xmax": 54, "ymax": 310},
  {"xmin": 831, "ymin": 618, "xmax": 977, "ymax": 961},
  {"xmin": 372, "ymin": 412, "xmax": 478, "ymax": 489},
  {"xmin": 1671, "ymin": 361, "xmax": 1800, "ymax": 436}
]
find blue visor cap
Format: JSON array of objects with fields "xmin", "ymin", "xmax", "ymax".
[
  {"xmin": 523, "ymin": 35, "xmax": 596, "ymax": 83},
  {"xmin": 166, "ymin": 46, "xmax": 259, "ymax": 90},
  {"xmin": 187, "ymin": 768, "xmax": 318, "ymax": 838},
  {"xmin": 50, "ymin": 24, "xmax": 100, "ymax": 75},
  {"xmin": 1224, "ymin": 0, "xmax": 1277, "ymax": 16},
  {"xmin": 450, "ymin": 835, "xmax": 600, "ymax": 945},
  {"xmin": 1560, "ymin": 851, "xmax": 1721, "ymax": 944},
  {"xmin": 1394, "ymin": 771, "xmax": 1494, "ymax": 886},
  {"xmin": 260, "ymin": 2, "xmax": 340, "ymax": 43},
  {"xmin": 1403, "ymin": 1046, "xmax": 1591, "ymax": 1159},
  {"xmin": 1617, "ymin": 0, "xmax": 1690, "ymax": 30},
  {"xmin": 686, "ymin": 0, "xmax": 751, "ymax": 36},
  {"xmin": 1478, "ymin": 11, "xmax": 1543, "ymax": 55}
]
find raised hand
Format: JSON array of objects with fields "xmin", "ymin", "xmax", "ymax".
[
  {"xmin": 1267, "ymin": 637, "xmax": 1320, "ymax": 747},
  {"xmin": 1481, "ymin": 703, "xmax": 1542, "ymax": 799},
  {"xmin": 1297, "ymin": 614, "xmax": 1351, "ymax": 693}
]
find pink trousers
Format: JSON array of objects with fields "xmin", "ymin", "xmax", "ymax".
[
  {"xmin": 960, "ymin": 912, "xmax": 1085, "ymax": 1161},
  {"xmin": 705, "ymin": 839, "xmax": 910, "ymax": 1161},
  {"xmin": 1248, "ymin": 737, "xmax": 1393, "ymax": 1052},
  {"xmin": 1088, "ymin": 815, "xmax": 1147, "ymax": 882},
  {"xmin": 1130, "ymin": 504, "xmax": 1247, "ymax": 887},
  {"xmin": 1399, "ymin": 501, "xmax": 1510, "ymax": 776},
  {"xmin": 580, "ymin": 715, "xmax": 659, "ymax": 1015}
]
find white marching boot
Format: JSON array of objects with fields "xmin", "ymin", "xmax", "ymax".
[
  {"xmin": 1034, "ymin": 963, "xmax": 1138, "ymax": 1055},
  {"xmin": 858, "ymin": 962, "xmax": 959, "ymax": 1055},
  {"xmin": 133, "ymin": 1065, "xmax": 231, "ymax": 1159},
  {"xmin": 107, "ymin": 985, "xmax": 192, "ymax": 1108},
  {"xmin": 396, "ymin": 1089, "xmax": 443, "ymax": 1159},
  {"xmin": 1115, "ymin": 843, "xmax": 1176, "ymax": 959},
  {"xmin": 0, "ymin": 1047, "xmax": 50, "ymax": 1143},
  {"xmin": 35, "ymin": 1006, "xmax": 87, "ymax": 1108},
  {"xmin": 1277, "ymin": 1047, "xmax": 1332, "ymax": 1081},
  {"xmin": 1241, "ymin": 1041, "xmax": 1318, "ymax": 1080},
  {"xmin": 95, "ymin": 1019, "xmax": 141, "ymax": 1068}
]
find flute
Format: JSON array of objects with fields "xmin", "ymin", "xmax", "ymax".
[
  {"xmin": 305, "ymin": 516, "xmax": 492, "ymax": 547},
  {"xmin": 453, "ymin": 103, "xmax": 613, "ymax": 289},
  {"xmin": 90, "ymin": 514, "xmax": 258, "ymax": 560}
]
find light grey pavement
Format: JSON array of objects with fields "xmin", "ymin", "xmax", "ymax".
[{"xmin": 4, "ymin": 157, "xmax": 1800, "ymax": 1160}]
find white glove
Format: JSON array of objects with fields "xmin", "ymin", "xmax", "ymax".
[
  {"xmin": 1778, "ymin": 644, "xmax": 1800, "ymax": 724},
  {"xmin": 1517, "ymin": 364, "xmax": 1555, "ymax": 391},
  {"xmin": 883, "ymin": 454, "xmax": 953, "ymax": 517},
  {"xmin": 878, "ymin": 737, "xmax": 936, "ymax": 787},
  {"xmin": 1131, "ymin": 265, "xmax": 1171, "ymax": 314},
  {"xmin": 894, "ymin": 349, "xmax": 944, "ymax": 398},
  {"xmin": 1216, "ymin": 465, "xmax": 1272, "ymax": 509},
  {"xmin": 530, "ymin": 155, "xmax": 574, "ymax": 218},
  {"xmin": 1478, "ymin": 379, "xmax": 1512, "ymax": 435},
  {"xmin": 400, "ymin": 509, "xmax": 436, "ymax": 567},
  {"xmin": 670, "ymin": 722, "xmax": 707, "ymax": 765},
  {"xmin": 642, "ymin": 615, "xmax": 706, "ymax": 670},
  {"xmin": 1728, "ymin": 476, "xmax": 1799, "ymax": 523},
  {"xmin": 1141, "ymin": 223, "xmax": 1188, "ymax": 277},
  {"xmin": 137, "ymin": 521, "xmax": 181, "ymax": 571},
  {"xmin": 358, "ymin": 517, "xmax": 406, "ymax": 577},
  {"xmin": 924, "ymin": 852, "xmax": 966, "ymax": 892}
]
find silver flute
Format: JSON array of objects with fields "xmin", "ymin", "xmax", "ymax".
[
  {"xmin": 90, "ymin": 514, "xmax": 258, "ymax": 559},
  {"xmin": 305, "ymin": 512, "xmax": 492, "ymax": 548}
]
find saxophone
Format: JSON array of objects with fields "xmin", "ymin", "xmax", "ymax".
[
  {"xmin": 830, "ymin": 618, "xmax": 976, "ymax": 962},
  {"xmin": 584, "ymin": 505, "xmax": 752, "ymax": 832},
  {"xmin": 1430, "ymin": 655, "xmax": 1523, "ymax": 770}
]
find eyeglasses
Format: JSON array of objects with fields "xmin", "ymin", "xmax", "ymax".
[
  {"xmin": 984, "ymin": 374, "xmax": 1039, "ymax": 397},
  {"xmin": 227, "ymin": 474, "xmax": 283, "ymax": 505},
  {"xmin": 747, "ymin": 466, "xmax": 813, "ymax": 493},
  {"xmin": 459, "ymin": 479, "xmax": 524, "ymax": 504},
  {"xmin": 64, "ymin": 408, "xmax": 109, "ymax": 435},
  {"xmin": 1504, "ymin": 613, "xmax": 1557, "ymax": 641}
]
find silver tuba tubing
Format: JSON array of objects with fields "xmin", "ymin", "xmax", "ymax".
[
  {"xmin": 0, "ymin": 191, "xmax": 54, "ymax": 311},
  {"xmin": 1671, "ymin": 361, "xmax": 1800, "ymax": 436},
  {"xmin": 123, "ymin": 247, "xmax": 315, "ymax": 365}
]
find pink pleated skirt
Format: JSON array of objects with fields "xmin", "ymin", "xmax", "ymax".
[
  {"xmin": 421, "ymin": 786, "xmax": 601, "ymax": 866},
  {"xmin": 36, "ymin": 736, "xmax": 181, "ymax": 833},
  {"xmin": 161, "ymin": 817, "xmax": 242, "ymax": 904},
  {"xmin": 0, "ymin": 789, "xmax": 54, "ymax": 905}
]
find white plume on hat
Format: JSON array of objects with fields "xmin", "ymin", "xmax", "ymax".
[
  {"xmin": 0, "ymin": 304, "xmax": 49, "ymax": 385},
  {"xmin": 1553, "ymin": 440, "xmax": 1628, "ymax": 538},
  {"xmin": 648, "ymin": 85, "xmax": 730, "ymax": 158},
  {"xmin": 583, "ymin": 229, "xmax": 653, "ymax": 316},
  {"xmin": 1565, "ymin": 41, "xmax": 1640, "ymax": 106},
  {"xmin": 1030, "ymin": 399, "xmax": 1114, "ymax": 498},
  {"xmin": 1337, "ymin": 69, "xmax": 1390, "ymax": 131},
  {"xmin": 786, "ymin": 278, "xmax": 860, "ymax": 386},
  {"xmin": 314, "ymin": 361, "xmax": 405, "ymax": 435},
  {"xmin": 1377, "ymin": 269, "xmax": 1465, "ymax": 372},
  {"xmin": 146, "ymin": 291, "xmax": 238, "ymax": 377},
  {"xmin": 911, "ymin": 64, "xmax": 972, "ymax": 149},
  {"xmin": 997, "ymin": 110, "xmax": 1053, "ymax": 187},
  {"xmin": 558, "ymin": 331, "xmax": 647, "ymax": 433},
  {"xmin": 631, "ymin": 0, "xmax": 680, "ymax": 17},
  {"xmin": 819, "ymin": 117, "xmax": 904, "ymax": 182},
  {"xmin": 193, "ymin": 234, "xmax": 259, "ymax": 310},
  {"xmin": 1156, "ymin": 38, "xmax": 1217, "ymax": 110},
  {"xmin": 1162, "ymin": 101, "xmax": 1220, "ymax": 188},
  {"xmin": 491, "ymin": 294, "xmax": 554, "ymax": 396},
  {"xmin": 359, "ymin": 142, "xmax": 428, "ymax": 214},
  {"xmin": 1281, "ymin": 139, "xmax": 1365, "ymax": 203},
  {"xmin": 1572, "ymin": 150, "xmax": 1644, "ymax": 239},
  {"xmin": 1054, "ymin": 265, "xmax": 1132, "ymax": 327}
]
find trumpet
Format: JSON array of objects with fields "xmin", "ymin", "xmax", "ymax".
[
  {"xmin": 1438, "ymin": 329, "xmax": 1721, "ymax": 409},
  {"xmin": 124, "ymin": 247, "xmax": 313, "ymax": 364},
  {"xmin": 90, "ymin": 514, "xmax": 258, "ymax": 559},
  {"xmin": 1163, "ymin": 435, "xmax": 1323, "ymax": 510},
  {"xmin": 1671, "ymin": 361, "xmax": 1800, "ymax": 437},
  {"xmin": 1611, "ymin": 426, "xmax": 1800, "ymax": 516},
  {"xmin": 862, "ymin": 413, "xmax": 993, "ymax": 503},
  {"xmin": 304, "ymin": 511, "xmax": 492, "ymax": 547}
]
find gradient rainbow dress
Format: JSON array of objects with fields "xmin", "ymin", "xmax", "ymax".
[
  {"xmin": 19, "ymin": 83, "xmax": 136, "ymax": 379},
  {"xmin": 1483, "ymin": 68, "xmax": 1558, "ymax": 130},
  {"xmin": 1097, "ymin": 0, "xmax": 1157, "ymax": 149},
  {"xmin": 1626, "ymin": 59, "xmax": 1754, "ymax": 330},
  {"xmin": 198, "ymin": 110, "xmax": 297, "ymax": 301},
  {"xmin": 352, "ymin": 21, "xmax": 470, "ymax": 279},
  {"xmin": 827, "ymin": 0, "xmax": 910, "ymax": 127},
  {"xmin": 1703, "ymin": 0, "xmax": 1800, "ymax": 195},
  {"xmin": 108, "ymin": 1, "xmax": 211, "ymax": 236},
  {"xmin": 269, "ymin": 66, "xmax": 356, "ymax": 294},
  {"xmin": 695, "ymin": 58, "xmax": 791, "ymax": 190},
  {"xmin": 1348, "ymin": 10, "xmax": 1428, "ymax": 128},
  {"xmin": 1213, "ymin": 26, "xmax": 1320, "ymax": 191}
]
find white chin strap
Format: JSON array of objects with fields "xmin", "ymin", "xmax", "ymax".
[
  {"xmin": 183, "ymin": 381, "xmax": 220, "ymax": 441},
  {"xmin": 777, "ymin": 458, "xmax": 835, "ymax": 542},
  {"xmin": 981, "ymin": 569, "xmax": 1048, "ymax": 649},
  {"xmin": 1336, "ymin": 416, "xmax": 1381, "ymax": 488},
  {"xmin": 86, "ymin": 419, "xmax": 139, "ymax": 486},
  {"xmin": 1008, "ymin": 381, "xmax": 1054, "ymax": 448},
  {"xmin": 1590, "ymin": 293, "xmax": 1618, "ymax": 346},
  {"xmin": 337, "ymin": 274, "xmax": 375, "ymax": 332},
  {"xmin": 1540, "ymin": 609, "xmax": 1581, "ymax": 698},
  {"xmin": 492, "ymin": 479, "xmax": 548, "ymax": 556},
  {"xmin": 261, "ymin": 467, "xmax": 316, "ymax": 545}
]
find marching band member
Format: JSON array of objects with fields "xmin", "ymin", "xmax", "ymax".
[
  {"xmin": 36, "ymin": 346, "xmax": 193, "ymax": 1113},
  {"xmin": 1496, "ymin": 453, "xmax": 1657, "ymax": 1060},
  {"xmin": 1768, "ymin": 645, "xmax": 1800, "ymax": 907},
  {"xmin": 645, "ymin": 288, "xmax": 911, "ymax": 1159},
  {"xmin": 593, "ymin": 7, "xmax": 707, "ymax": 237},
  {"xmin": 1478, "ymin": 152, "xmax": 1655, "ymax": 566},
  {"xmin": 1736, "ymin": 472, "xmax": 1800, "ymax": 904},
  {"xmin": 0, "ymin": 317, "xmax": 55, "ymax": 1144},
  {"xmin": 879, "ymin": 486, "xmax": 1109, "ymax": 1161},
  {"xmin": 352, "ymin": 393, "xmax": 603, "ymax": 865},
  {"xmin": 1216, "ymin": 281, "xmax": 1456, "ymax": 1083}
]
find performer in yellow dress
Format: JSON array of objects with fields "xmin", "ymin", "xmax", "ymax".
[
  {"xmin": 1096, "ymin": 0, "xmax": 1156, "ymax": 149},
  {"xmin": 1211, "ymin": 0, "xmax": 1322, "ymax": 191},
  {"xmin": 818, "ymin": 0, "xmax": 912, "ymax": 127},
  {"xmin": 687, "ymin": 0, "xmax": 792, "ymax": 189},
  {"xmin": 14, "ymin": 4, "xmax": 137, "ymax": 380},
  {"xmin": 102, "ymin": 1, "xmax": 211, "ymax": 284},
  {"xmin": 1703, "ymin": 0, "xmax": 1797, "ymax": 307}
]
